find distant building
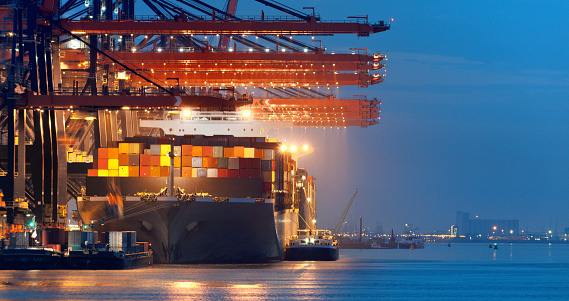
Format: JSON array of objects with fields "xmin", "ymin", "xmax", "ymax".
[
  {"xmin": 450, "ymin": 225, "xmax": 458, "ymax": 236},
  {"xmin": 456, "ymin": 211, "xmax": 470, "ymax": 235},
  {"xmin": 456, "ymin": 211, "xmax": 519, "ymax": 236}
]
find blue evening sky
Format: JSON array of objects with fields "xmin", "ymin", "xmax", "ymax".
[{"xmin": 272, "ymin": 1, "xmax": 569, "ymax": 233}]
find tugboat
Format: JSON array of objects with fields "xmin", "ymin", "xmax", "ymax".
[{"xmin": 284, "ymin": 229, "xmax": 339, "ymax": 261}]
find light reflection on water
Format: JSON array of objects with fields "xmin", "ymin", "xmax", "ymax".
[{"xmin": 1, "ymin": 243, "xmax": 569, "ymax": 300}]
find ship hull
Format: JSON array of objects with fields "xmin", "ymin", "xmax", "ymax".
[
  {"xmin": 284, "ymin": 245, "xmax": 339, "ymax": 261},
  {"xmin": 77, "ymin": 197, "xmax": 284, "ymax": 263}
]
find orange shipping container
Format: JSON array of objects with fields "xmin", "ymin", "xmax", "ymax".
[
  {"xmin": 140, "ymin": 166, "xmax": 150, "ymax": 177},
  {"xmin": 87, "ymin": 169, "xmax": 98, "ymax": 177},
  {"xmin": 202, "ymin": 158, "xmax": 209, "ymax": 168},
  {"xmin": 174, "ymin": 157, "xmax": 181, "ymax": 168},
  {"xmin": 234, "ymin": 146, "xmax": 245, "ymax": 158},
  {"xmin": 254, "ymin": 149, "xmax": 264, "ymax": 159},
  {"xmin": 151, "ymin": 155, "xmax": 160, "ymax": 166},
  {"xmin": 150, "ymin": 166, "xmax": 161, "ymax": 177},
  {"xmin": 192, "ymin": 146, "xmax": 202, "ymax": 157},
  {"xmin": 182, "ymin": 156, "xmax": 192, "ymax": 167},
  {"xmin": 129, "ymin": 166, "xmax": 139, "ymax": 177},
  {"xmin": 107, "ymin": 148, "xmax": 119, "ymax": 159},
  {"xmin": 202, "ymin": 146, "xmax": 213, "ymax": 157},
  {"xmin": 118, "ymin": 143, "xmax": 130, "ymax": 154},
  {"xmin": 208, "ymin": 157, "xmax": 218, "ymax": 168},
  {"xmin": 182, "ymin": 167, "xmax": 192, "ymax": 177},
  {"xmin": 224, "ymin": 147, "xmax": 234, "ymax": 157},
  {"xmin": 182, "ymin": 145, "xmax": 193, "ymax": 156},
  {"xmin": 118, "ymin": 153, "xmax": 129, "ymax": 166},
  {"xmin": 160, "ymin": 166, "xmax": 170, "ymax": 177}
]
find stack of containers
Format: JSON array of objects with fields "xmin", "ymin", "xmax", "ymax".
[
  {"xmin": 67, "ymin": 148, "xmax": 93, "ymax": 163},
  {"xmin": 107, "ymin": 231, "xmax": 137, "ymax": 253},
  {"xmin": 87, "ymin": 144, "xmax": 277, "ymax": 185}
]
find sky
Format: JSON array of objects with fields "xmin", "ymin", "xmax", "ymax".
[{"xmin": 270, "ymin": 1, "xmax": 569, "ymax": 234}]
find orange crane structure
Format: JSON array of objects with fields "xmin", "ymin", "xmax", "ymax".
[{"xmin": 0, "ymin": 0, "xmax": 389, "ymax": 226}]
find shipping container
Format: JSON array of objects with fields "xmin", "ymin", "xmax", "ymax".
[
  {"xmin": 264, "ymin": 149, "xmax": 275, "ymax": 160},
  {"xmin": 202, "ymin": 146, "xmax": 213, "ymax": 157},
  {"xmin": 217, "ymin": 157, "xmax": 229, "ymax": 169},
  {"xmin": 218, "ymin": 168, "xmax": 228, "ymax": 178},
  {"xmin": 182, "ymin": 145, "xmax": 193, "ymax": 156},
  {"xmin": 207, "ymin": 168, "xmax": 218, "ymax": 178},
  {"xmin": 192, "ymin": 157, "xmax": 202, "ymax": 168},
  {"xmin": 173, "ymin": 167, "xmax": 182, "ymax": 177},
  {"xmin": 228, "ymin": 169, "xmax": 239, "ymax": 178},
  {"xmin": 87, "ymin": 169, "xmax": 98, "ymax": 177},
  {"xmin": 160, "ymin": 155, "xmax": 170, "ymax": 167},
  {"xmin": 192, "ymin": 146, "xmax": 203, "ymax": 157},
  {"xmin": 108, "ymin": 148, "xmax": 119, "ymax": 159},
  {"xmin": 98, "ymin": 148, "xmax": 108, "ymax": 159},
  {"xmin": 140, "ymin": 166, "xmax": 151, "ymax": 177},
  {"xmin": 160, "ymin": 144, "xmax": 171, "ymax": 156},
  {"xmin": 118, "ymin": 153, "xmax": 129, "ymax": 166},
  {"xmin": 160, "ymin": 166, "xmax": 170, "ymax": 177},
  {"xmin": 197, "ymin": 168, "xmax": 207, "ymax": 178},
  {"xmin": 234, "ymin": 146, "xmax": 245, "ymax": 158},
  {"xmin": 212, "ymin": 146, "xmax": 223, "ymax": 157},
  {"xmin": 109, "ymin": 169, "xmax": 119, "ymax": 177},
  {"xmin": 228, "ymin": 157, "xmax": 240, "ymax": 170},
  {"xmin": 182, "ymin": 156, "xmax": 193, "ymax": 167},
  {"xmin": 182, "ymin": 167, "xmax": 192, "ymax": 177},
  {"xmin": 119, "ymin": 143, "xmax": 130, "ymax": 154},
  {"xmin": 249, "ymin": 168, "xmax": 261, "ymax": 178},
  {"xmin": 98, "ymin": 159, "xmax": 108, "ymax": 170},
  {"xmin": 119, "ymin": 166, "xmax": 129, "ymax": 177},
  {"xmin": 174, "ymin": 156, "xmax": 182, "ymax": 168},
  {"xmin": 224, "ymin": 147, "xmax": 234, "ymax": 157},
  {"xmin": 98, "ymin": 169, "xmax": 109, "ymax": 177},
  {"xmin": 129, "ymin": 166, "xmax": 139, "ymax": 177},
  {"xmin": 244, "ymin": 147, "xmax": 255, "ymax": 158},
  {"xmin": 239, "ymin": 169, "xmax": 249, "ymax": 178},
  {"xmin": 250, "ymin": 158, "xmax": 262, "ymax": 169},
  {"xmin": 129, "ymin": 154, "xmax": 140, "ymax": 166},
  {"xmin": 191, "ymin": 168, "xmax": 198, "ymax": 177},
  {"xmin": 150, "ymin": 166, "xmax": 161, "ymax": 177},
  {"xmin": 150, "ymin": 144, "xmax": 161, "ymax": 156},
  {"xmin": 173, "ymin": 146, "xmax": 182, "ymax": 157},
  {"xmin": 150, "ymin": 155, "xmax": 160, "ymax": 166},
  {"xmin": 254, "ymin": 149, "xmax": 264, "ymax": 159},
  {"xmin": 140, "ymin": 154, "xmax": 151, "ymax": 166}
]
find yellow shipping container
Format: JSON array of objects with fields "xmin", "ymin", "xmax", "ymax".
[
  {"xmin": 67, "ymin": 153, "xmax": 76, "ymax": 162},
  {"xmin": 244, "ymin": 148, "xmax": 255, "ymax": 158},
  {"xmin": 108, "ymin": 158, "xmax": 119, "ymax": 170},
  {"xmin": 160, "ymin": 144, "xmax": 171, "ymax": 155},
  {"xmin": 119, "ymin": 143, "xmax": 130, "ymax": 154},
  {"xmin": 191, "ymin": 168, "xmax": 198, "ymax": 177},
  {"xmin": 119, "ymin": 166, "xmax": 129, "ymax": 177},
  {"xmin": 98, "ymin": 169, "xmax": 109, "ymax": 177},
  {"xmin": 272, "ymin": 171, "xmax": 275, "ymax": 182},
  {"xmin": 108, "ymin": 169, "xmax": 119, "ymax": 177},
  {"xmin": 129, "ymin": 143, "xmax": 142, "ymax": 154},
  {"xmin": 160, "ymin": 155, "xmax": 170, "ymax": 167},
  {"xmin": 174, "ymin": 157, "xmax": 181, "ymax": 168}
]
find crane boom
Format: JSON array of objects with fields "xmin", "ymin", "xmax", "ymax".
[{"xmin": 333, "ymin": 190, "xmax": 357, "ymax": 236}]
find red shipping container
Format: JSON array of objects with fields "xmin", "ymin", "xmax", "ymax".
[
  {"xmin": 140, "ymin": 166, "xmax": 151, "ymax": 177},
  {"xmin": 182, "ymin": 145, "xmax": 193, "ymax": 156},
  {"xmin": 249, "ymin": 168, "xmax": 261, "ymax": 178},
  {"xmin": 228, "ymin": 169, "xmax": 239, "ymax": 178},
  {"xmin": 140, "ymin": 154, "xmax": 151, "ymax": 166},
  {"xmin": 250, "ymin": 158, "xmax": 261, "ymax": 169},
  {"xmin": 218, "ymin": 168, "xmax": 228, "ymax": 178},
  {"xmin": 87, "ymin": 169, "xmax": 98, "ymax": 177},
  {"xmin": 98, "ymin": 159, "xmax": 108, "ymax": 170},
  {"xmin": 202, "ymin": 146, "xmax": 213, "ymax": 157},
  {"xmin": 150, "ymin": 155, "xmax": 160, "ymax": 166},
  {"xmin": 254, "ymin": 149, "xmax": 264, "ymax": 159},
  {"xmin": 239, "ymin": 158, "xmax": 249, "ymax": 169},
  {"xmin": 239, "ymin": 169, "xmax": 249, "ymax": 178},
  {"xmin": 98, "ymin": 148, "xmax": 108, "ymax": 159},
  {"xmin": 262, "ymin": 182, "xmax": 272, "ymax": 193}
]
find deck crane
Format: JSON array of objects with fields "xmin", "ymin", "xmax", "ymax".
[{"xmin": 332, "ymin": 190, "xmax": 358, "ymax": 236}]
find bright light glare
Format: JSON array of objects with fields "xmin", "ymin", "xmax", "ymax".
[
  {"xmin": 182, "ymin": 110, "xmax": 192, "ymax": 117},
  {"xmin": 303, "ymin": 145, "xmax": 309, "ymax": 151},
  {"xmin": 280, "ymin": 145, "xmax": 287, "ymax": 152},
  {"xmin": 290, "ymin": 145, "xmax": 297, "ymax": 152},
  {"xmin": 241, "ymin": 110, "xmax": 251, "ymax": 118}
]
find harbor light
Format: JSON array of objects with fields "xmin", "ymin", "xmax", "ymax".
[
  {"xmin": 280, "ymin": 145, "xmax": 287, "ymax": 152},
  {"xmin": 303, "ymin": 145, "xmax": 309, "ymax": 151},
  {"xmin": 241, "ymin": 110, "xmax": 251, "ymax": 118},
  {"xmin": 290, "ymin": 145, "xmax": 297, "ymax": 152},
  {"xmin": 312, "ymin": 219, "xmax": 316, "ymax": 224},
  {"xmin": 182, "ymin": 110, "xmax": 192, "ymax": 118},
  {"xmin": 307, "ymin": 197, "xmax": 311, "ymax": 202}
]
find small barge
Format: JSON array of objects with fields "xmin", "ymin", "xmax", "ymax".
[{"xmin": 284, "ymin": 229, "xmax": 339, "ymax": 261}]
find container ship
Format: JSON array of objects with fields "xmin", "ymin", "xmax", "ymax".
[{"xmin": 75, "ymin": 111, "xmax": 315, "ymax": 263}]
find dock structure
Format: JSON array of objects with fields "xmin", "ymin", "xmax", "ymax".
[{"xmin": 0, "ymin": 0, "xmax": 389, "ymax": 260}]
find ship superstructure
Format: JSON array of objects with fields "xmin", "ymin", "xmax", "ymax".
[{"xmin": 0, "ymin": 0, "xmax": 389, "ymax": 263}]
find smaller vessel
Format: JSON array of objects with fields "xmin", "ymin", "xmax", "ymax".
[
  {"xmin": 398, "ymin": 236, "xmax": 425, "ymax": 249},
  {"xmin": 284, "ymin": 229, "xmax": 339, "ymax": 261},
  {"xmin": 0, "ymin": 247, "xmax": 62, "ymax": 270},
  {"xmin": 64, "ymin": 248, "xmax": 153, "ymax": 270}
]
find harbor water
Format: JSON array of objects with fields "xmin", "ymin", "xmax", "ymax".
[{"xmin": 1, "ymin": 243, "xmax": 569, "ymax": 300}]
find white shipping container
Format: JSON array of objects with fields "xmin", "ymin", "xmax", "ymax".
[
  {"xmin": 207, "ymin": 168, "xmax": 218, "ymax": 178},
  {"xmin": 174, "ymin": 146, "xmax": 182, "ymax": 157},
  {"xmin": 150, "ymin": 144, "xmax": 161, "ymax": 156},
  {"xmin": 68, "ymin": 231, "xmax": 82, "ymax": 246},
  {"xmin": 264, "ymin": 149, "xmax": 275, "ymax": 160},
  {"xmin": 192, "ymin": 157, "xmax": 202, "ymax": 168},
  {"xmin": 197, "ymin": 168, "xmax": 207, "ymax": 177},
  {"xmin": 212, "ymin": 146, "xmax": 223, "ymax": 157}
]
